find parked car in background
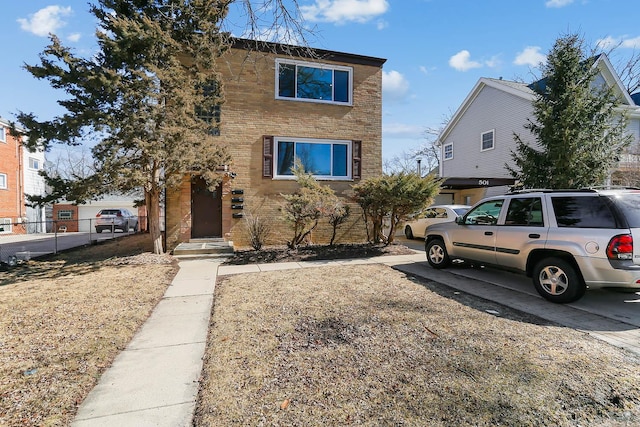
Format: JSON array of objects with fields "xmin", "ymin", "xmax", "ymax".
[
  {"xmin": 424, "ymin": 188, "xmax": 640, "ymax": 303},
  {"xmin": 95, "ymin": 208, "xmax": 139, "ymax": 233},
  {"xmin": 404, "ymin": 204, "xmax": 471, "ymax": 239}
]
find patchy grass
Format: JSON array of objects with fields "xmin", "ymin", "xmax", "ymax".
[
  {"xmin": 195, "ymin": 264, "xmax": 640, "ymax": 426},
  {"xmin": 0, "ymin": 234, "xmax": 177, "ymax": 426}
]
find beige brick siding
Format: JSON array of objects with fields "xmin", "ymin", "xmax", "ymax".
[{"xmin": 166, "ymin": 44, "xmax": 384, "ymax": 250}]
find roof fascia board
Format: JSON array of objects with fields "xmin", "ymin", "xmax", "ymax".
[
  {"xmin": 230, "ymin": 37, "xmax": 387, "ymax": 67},
  {"xmin": 595, "ymin": 53, "xmax": 635, "ymax": 105}
]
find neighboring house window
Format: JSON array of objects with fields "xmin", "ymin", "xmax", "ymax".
[
  {"xmin": 443, "ymin": 143, "xmax": 453, "ymax": 160},
  {"xmin": 0, "ymin": 126, "xmax": 6, "ymax": 143},
  {"xmin": 481, "ymin": 130, "xmax": 495, "ymax": 151},
  {"xmin": 0, "ymin": 173, "xmax": 7, "ymax": 189},
  {"xmin": 0, "ymin": 218, "xmax": 11, "ymax": 233},
  {"xmin": 276, "ymin": 59, "xmax": 352, "ymax": 105},
  {"xmin": 29, "ymin": 157, "xmax": 41, "ymax": 170},
  {"xmin": 262, "ymin": 136, "xmax": 359, "ymax": 180},
  {"xmin": 57, "ymin": 210, "xmax": 74, "ymax": 220}
]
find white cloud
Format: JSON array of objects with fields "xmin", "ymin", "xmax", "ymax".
[
  {"xmin": 597, "ymin": 35, "xmax": 640, "ymax": 50},
  {"xmin": 419, "ymin": 65, "xmax": 436, "ymax": 75},
  {"xmin": 449, "ymin": 50, "xmax": 482, "ymax": 72},
  {"xmin": 382, "ymin": 70, "xmax": 410, "ymax": 102},
  {"xmin": 514, "ymin": 46, "xmax": 546, "ymax": 66},
  {"xmin": 383, "ymin": 122, "xmax": 424, "ymax": 139},
  {"xmin": 17, "ymin": 6, "xmax": 72, "ymax": 37},
  {"xmin": 301, "ymin": 0, "xmax": 389, "ymax": 24},
  {"xmin": 545, "ymin": 0, "xmax": 574, "ymax": 8},
  {"xmin": 67, "ymin": 33, "xmax": 81, "ymax": 43}
]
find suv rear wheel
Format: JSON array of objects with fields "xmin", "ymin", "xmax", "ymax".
[
  {"xmin": 426, "ymin": 239, "xmax": 451, "ymax": 269},
  {"xmin": 533, "ymin": 257, "xmax": 586, "ymax": 303}
]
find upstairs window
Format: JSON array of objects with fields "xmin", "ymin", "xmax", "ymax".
[
  {"xmin": 276, "ymin": 59, "xmax": 352, "ymax": 105},
  {"xmin": 29, "ymin": 157, "xmax": 41, "ymax": 170},
  {"xmin": 0, "ymin": 173, "xmax": 6, "ymax": 189},
  {"xmin": 481, "ymin": 130, "xmax": 495, "ymax": 151},
  {"xmin": 0, "ymin": 126, "xmax": 5, "ymax": 143},
  {"xmin": 443, "ymin": 143, "xmax": 453, "ymax": 160}
]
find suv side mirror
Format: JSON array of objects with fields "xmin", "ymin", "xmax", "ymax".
[{"xmin": 455, "ymin": 216, "xmax": 465, "ymax": 225}]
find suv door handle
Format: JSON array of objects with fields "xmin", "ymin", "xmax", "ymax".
[
  {"xmin": 529, "ymin": 233, "xmax": 540, "ymax": 238},
  {"xmin": 484, "ymin": 231, "xmax": 493, "ymax": 236}
]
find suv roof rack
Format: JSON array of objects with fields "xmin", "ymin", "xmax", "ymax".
[{"xmin": 507, "ymin": 188, "xmax": 597, "ymax": 194}]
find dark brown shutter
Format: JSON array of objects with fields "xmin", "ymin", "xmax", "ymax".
[
  {"xmin": 352, "ymin": 140, "xmax": 362, "ymax": 180},
  {"xmin": 263, "ymin": 135, "xmax": 273, "ymax": 178}
]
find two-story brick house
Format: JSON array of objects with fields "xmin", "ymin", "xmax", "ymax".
[
  {"xmin": 165, "ymin": 39, "xmax": 386, "ymax": 250},
  {"xmin": 437, "ymin": 53, "xmax": 640, "ymax": 205},
  {"xmin": 0, "ymin": 117, "xmax": 46, "ymax": 234}
]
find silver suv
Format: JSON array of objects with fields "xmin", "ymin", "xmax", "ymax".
[{"xmin": 424, "ymin": 189, "xmax": 640, "ymax": 303}]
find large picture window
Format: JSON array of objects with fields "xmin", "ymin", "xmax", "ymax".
[
  {"xmin": 276, "ymin": 59, "xmax": 352, "ymax": 105},
  {"xmin": 273, "ymin": 137, "xmax": 351, "ymax": 179}
]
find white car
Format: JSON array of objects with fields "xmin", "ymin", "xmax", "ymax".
[
  {"xmin": 95, "ymin": 208, "xmax": 139, "ymax": 233},
  {"xmin": 404, "ymin": 204, "xmax": 471, "ymax": 239}
]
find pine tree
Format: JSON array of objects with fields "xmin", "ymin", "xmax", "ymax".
[
  {"xmin": 17, "ymin": 0, "xmax": 234, "ymax": 253},
  {"xmin": 508, "ymin": 33, "xmax": 631, "ymax": 189}
]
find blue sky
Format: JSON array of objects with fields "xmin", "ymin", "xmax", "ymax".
[{"xmin": 2, "ymin": 0, "xmax": 640, "ymax": 162}]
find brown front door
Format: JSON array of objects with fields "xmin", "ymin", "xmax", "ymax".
[{"xmin": 191, "ymin": 176, "xmax": 222, "ymax": 238}]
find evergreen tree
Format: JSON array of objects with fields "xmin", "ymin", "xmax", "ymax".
[
  {"xmin": 17, "ymin": 0, "xmax": 234, "ymax": 254},
  {"xmin": 352, "ymin": 173, "xmax": 441, "ymax": 245},
  {"xmin": 508, "ymin": 33, "xmax": 631, "ymax": 189}
]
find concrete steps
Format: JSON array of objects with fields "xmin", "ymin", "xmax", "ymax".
[{"xmin": 172, "ymin": 238, "xmax": 234, "ymax": 259}]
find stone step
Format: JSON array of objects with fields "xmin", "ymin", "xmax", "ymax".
[{"xmin": 172, "ymin": 239, "xmax": 234, "ymax": 257}]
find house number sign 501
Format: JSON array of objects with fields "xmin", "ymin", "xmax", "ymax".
[{"xmin": 478, "ymin": 179, "xmax": 490, "ymax": 186}]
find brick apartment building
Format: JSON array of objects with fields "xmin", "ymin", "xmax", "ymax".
[
  {"xmin": 165, "ymin": 38, "xmax": 386, "ymax": 249},
  {"xmin": 0, "ymin": 117, "xmax": 46, "ymax": 234}
]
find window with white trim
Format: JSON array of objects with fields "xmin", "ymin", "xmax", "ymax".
[
  {"xmin": 29, "ymin": 157, "xmax": 41, "ymax": 170},
  {"xmin": 276, "ymin": 59, "xmax": 352, "ymax": 105},
  {"xmin": 443, "ymin": 143, "xmax": 453, "ymax": 160},
  {"xmin": 0, "ymin": 218, "xmax": 11, "ymax": 233},
  {"xmin": 273, "ymin": 137, "xmax": 352, "ymax": 179},
  {"xmin": 481, "ymin": 130, "xmax": 495, "ymax": 151},
  {"xmin": 57, "ymin": 210, "xmax": 73, "ymax": 220},
  {"xmin": 0, "ymin": 126, "xmax": 6, "ymax": 143},
  {"xmin": 0, "ymin": 173, "xmax": 6, "ymax": 189}
]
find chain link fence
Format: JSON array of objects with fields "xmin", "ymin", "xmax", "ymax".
[{"xmin": 0, "ymin": 216, "xmax": 147, "ymax": 266}]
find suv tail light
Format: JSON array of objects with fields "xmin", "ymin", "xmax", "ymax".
[
  {"xmin": 607, "ymin": 234, "xmax": 633, "ymax": 260},
  {"xmin": 96, "ymin": 213, "xmax": 101, "ymax": 217},
  {"xmin": 116, "ymin": 212, "xmax": 122, "ymax": 217}
]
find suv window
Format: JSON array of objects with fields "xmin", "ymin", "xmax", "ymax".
[
  {"xmin": 606, "ymin": 193, "xmax": 640, "ymax": 228},
  {"xmin": 463, "ymin": 199, "xmax": 503, "ymax": 225},
  {"xmin": 551, "ymin": 196, "xmax": 616, "ymax": 228},
  {"xmin": 504, "ymin": 197, "xmax": 543, "ymax": 226}
]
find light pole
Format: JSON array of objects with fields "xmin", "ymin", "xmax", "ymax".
[{"xmin": 416, "ymin": 158, "xmax": 422, "ymax": 177}]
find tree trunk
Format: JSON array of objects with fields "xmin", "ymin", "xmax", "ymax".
[{"xmin": 147, "ymin": 188, "xmax": 163, "ymax": 254}]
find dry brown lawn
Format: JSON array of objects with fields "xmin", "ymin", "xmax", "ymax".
[
  {"xmin": 0, "ymin": 234, "xmax": 177, "ymax": 426},
  {"xmin": 2, "ymin": 235, "xmax": 640, "ymax": 426},
  {"xmin": 195, "ymin": 264, "xmax": 640, "ymax": 427}
]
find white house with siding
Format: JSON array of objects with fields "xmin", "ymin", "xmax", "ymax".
[{"xmin": 437, "ymin": 53, "xmax": 640, "ymax": 206}]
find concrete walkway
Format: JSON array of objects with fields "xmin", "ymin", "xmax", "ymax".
[
  {"xmin": 72, "ymin": 251, "xmax": 640, "ymax": 426},
  {"xmin": 72, "ymin": 258, "xmax": 221, "ymax": 427}
]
